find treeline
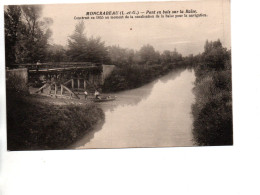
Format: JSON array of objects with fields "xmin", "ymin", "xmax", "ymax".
[
  {"xmin": 102, "ymin": 43, "xmax": 185, "ymax": 92},
  {"xmin": 107, "ymin": 45, "xmax": 183, "ymax": 67},
  {"xmin": 192, "ymin": 40, "xmax": 233, "ymax": 146},
  {"xmin": 102, "ymin": 64, "xmax": 177, "ymax": 92},
  {"xmin": 5, "ymin": 5, "xmax": 184, "ymax": 67},
  {"xmin": 5, "ymin": 5, "xmax": 232, "ymax": 146},
  {"xmin": 4, "ymin": 5, "xmax": 107, "ymax": 66}
]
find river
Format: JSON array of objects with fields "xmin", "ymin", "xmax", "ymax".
[{"xmin": 71, "ymin": 68, "xmax": 196, "ymax": 149}]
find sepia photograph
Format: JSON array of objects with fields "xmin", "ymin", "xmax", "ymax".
[{"xmin": 4, "ymin": 0, "xmax": 232, "ymax": 151}]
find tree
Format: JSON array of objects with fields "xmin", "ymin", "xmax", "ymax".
[
  {"xmin": 4, "ymin": 5, "xmax": 22, "ymax": 67},
  {"xmin": 192, "ymin": 39, "xmax": 233, "ymax": 146},
  {"xmin": 107, "ymin": 46, "xmax": 136, "ymax": 66},
  {"xmin": 139, "ymin": 44, "xmax": 157, "ymax": 65},
  {"xmin": 4, "ymin": 5, "xmax": 53, "ymax": 65},
  {"xmin": 17, "ymin": 5, "xmax": 53, "ymax": 63},
  {"xmin": 67, "ymin": 21, "xmax": 108, "ymax": 63},
  {"xmin": 161, "ymin": 50, "xmax": 171, "ymax": 64},
  {"xmin": 85, "ymin": 36, "xmax": 108, "ymax": 63},
  {"xmin": 171, "ymin": 48, "xmax": 182, "ymax": 62},
  {"xmin": 67, "ymin": 21, "xmax": 88, "ymax": 61},
  {"xmin": 202, "ymin": 39, "xmax": 229, "ymax": 70},
  {"xmin": 46, "ymin": 44, "xmax": 67, "ymax": 62}
]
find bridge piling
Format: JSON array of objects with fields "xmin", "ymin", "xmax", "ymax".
[
  {"xmin": 72, "ymin": 79, "xmax": 74, "ymax": 89},
  {"xmin": 78, "ymin": 79, "xmax": 80, "ymax": 89},
  {"xmin": 54, "ymin": 83, "xmax": 57, "ymax": 98},
  {"xmin": 84, "ymin": 80, "xmax": 86, "ymax": 90}
]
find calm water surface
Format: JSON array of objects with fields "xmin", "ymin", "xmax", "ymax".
[{"xmin": 72, "ymin": 69, "xmax": 196, "ymax": 149}]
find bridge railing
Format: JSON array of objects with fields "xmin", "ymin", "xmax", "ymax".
[{"xmin": 10, "ymin": 62, "xmax": 101, "ymax": 71}]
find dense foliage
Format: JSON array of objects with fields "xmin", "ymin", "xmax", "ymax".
[
  {"xmin": 5, "ymin": 5, "xmax": 184, "ymax": 66},
  {"xmin": 103, "ymin": 39, "xmax": 233, "ymax": 146},
  {"xmin": 4, "ymin": 5, "xmax": 53, "ymax": 65},
  {"xmin": 7, "ymin": 92, "xmax": 104, "ymax": 150},
  {"xmin": 5, "ymin": 5, "xmax": 232, "ymax": 147},
  {"xmin": 67, "ymin": 21, "xmax": 109, "ymax": 63},
  {"xmin": 192, "ymin": 40, "xmax": 232, "ymax": 146},
  {"xmin": 102, "ymin": 64, "xmax": 183, "ymax": 92}
]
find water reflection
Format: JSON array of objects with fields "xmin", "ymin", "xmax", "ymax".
[
  {"xmin": 98, "ymin": 68, "xmax": 183, "ymax": 112},
  {"xmin": 71, "ymin": 69, "xmax": 195, "ymax": 149}
]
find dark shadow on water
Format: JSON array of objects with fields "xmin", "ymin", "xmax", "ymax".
[
  {"xmin": 68, "ymin": 118, "xmax": 106, "ymax": 149},
  {"xmin": 99, "ymin": 68, "xmax": 184, "ymax": 112}
]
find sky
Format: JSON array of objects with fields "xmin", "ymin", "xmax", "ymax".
[{"xmin": 42, "ymin": 0, "xmax": 231, "ymax": 56}]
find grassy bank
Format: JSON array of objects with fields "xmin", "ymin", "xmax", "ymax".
[
  {"xmin": 7, "ymin": 92, "xmax": 104, "ymax": 151},
  {"xmin": 102, "ymin": 64, "xmax": 179, "ymax": 92}
]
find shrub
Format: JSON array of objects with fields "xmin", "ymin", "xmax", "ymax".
[
  {"xmin": 192, "ymin": 40, "xmax": 232, "ymax": 146},
  {"xmin": 102, "ymin": 64, "xmax": 179, "ymax": 92},
  {"xmin": 7, "ymin": 94, "xmax": 104, "ymax": 150}
]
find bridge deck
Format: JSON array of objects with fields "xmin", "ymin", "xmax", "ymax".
[{"xmin": 29, "ymin": 65, "xmax": 101, "ymax": 73}]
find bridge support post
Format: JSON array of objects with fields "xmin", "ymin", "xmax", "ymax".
[
  {"xmin": 71, "ymin": 79, "xmax": 74, "ymax": 89},
  {"xmin": 78, "ymin": 79, "xmax": 80, "ymax": 89},
  {"xmin": 61, "ymin": 85, "xmax": 63, "ymax": 95},
  {"xmin": 54, "ymin": 83, "xmax": 57, "ymax": 98},
  {"xmin": 84, "ymin": 80, "xmax": 86, "ymax": 90},
  {"xmin": 48, "ymin": 85, "xmax": 51, "ymax": 95}
]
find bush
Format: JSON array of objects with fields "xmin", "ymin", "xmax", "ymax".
[
  {"xmin": 6, "ymin": 73, "xmax": 29, "ymax": 95},
  {"xmin": 192, "ymin": 98, "xmax": 233, "ymax": 146},
  {"xmin": 102, "ymin": 64, "xmax": 179, "ymax": 92},
  {"xmin": 192, "ymin": 40, "xmax": 232, "ymax": 146},
  {"xmin": 7, "ymin": 93, "xmax": 104, "ymax": 150}
]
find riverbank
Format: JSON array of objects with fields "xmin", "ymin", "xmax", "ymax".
[
  {"xmin": 7, "ymin": 92, "xmax": 104, "ymax": 151},
  {"xmin": 191, "ymin": 40, "xmax": 233, "ymax": 146},
  {"xmin": 72, "ymin": 69, "xmax": 195, "ymax": 149},
  {"xmin": 102, "ymin": 63, "xmax": 181, "ymax": 92}
]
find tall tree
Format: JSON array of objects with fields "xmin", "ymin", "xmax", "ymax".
[
  {"xmin": 85, "ymin": 36, "xmax": 108, "ymax": 63},
  {"xmin": 17, "ymin": 5, "xmax": 53, "ymax": 63},
  {"xmin": 139, "ymin": 44, "xmax": 158, "ymax": 65},
  {"xmin": 202, "ymin": 39, "xmax": 229, "ymax": 70},
  {"xmin": 67, "ymin": 21, "xmax": 108, "ymax": 63},
  {"xmin": 67, "ymin": 21, "xmax": 88, "ymax": 61},
  {"xmin": 4, "ymin": 5, "xmax": 22, "ymax": 67},
  {"xmin": 5, "ymin": 5, "xmax": 53, "ymax": 65}
]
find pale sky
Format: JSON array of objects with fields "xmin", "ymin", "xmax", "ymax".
[{"xmin": 42, "ymin": 0, "xmax": 231, "ymax": 56}]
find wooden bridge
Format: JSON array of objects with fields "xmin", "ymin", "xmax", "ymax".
[{"xmin": 9, "ymin": 62, "xmax": 115, "ymax": 99}]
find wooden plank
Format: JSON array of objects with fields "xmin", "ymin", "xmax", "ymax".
[
  {"xmin": 63, "ymin": 79, "xmax": 72, "ymax": 85},
  {"xmin": 12, "ymin": 62, "xmax": 93, "ymax": 67},
  {"xmin": 60, "ymin": 84, "xmax": 80, "ymax": 99},
  {"xmin": 35, "ymin": 83, "xmax": 48, "ymax": 93}
]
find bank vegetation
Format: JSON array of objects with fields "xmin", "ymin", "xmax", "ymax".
[
  {"xmin": 5, "ymin": 5, "xmax": 232, "ymax": 147},
  {"xmin": 7, "ymin": 82, "xmax": 104, "ymax": 150}
]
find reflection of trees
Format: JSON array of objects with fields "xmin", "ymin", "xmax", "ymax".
[
  {"xmin": 159, "ymin": 68, "xmax": 183, "ymax": 83},
  {"xmin": 69, "ymin": 118, "xmax": 105, "ymax": 149},
  {"xmin": 71, "ymin": 68, "xmax": 184, "ymax": 148},
  {"xmin": 100, "ymin": 68, "xmax": 183, "ymax": 112}
]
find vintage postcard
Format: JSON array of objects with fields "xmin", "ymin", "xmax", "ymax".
[{"xmin": 4, "ymin": 0, "xmax": 232, "ymax": 150}]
